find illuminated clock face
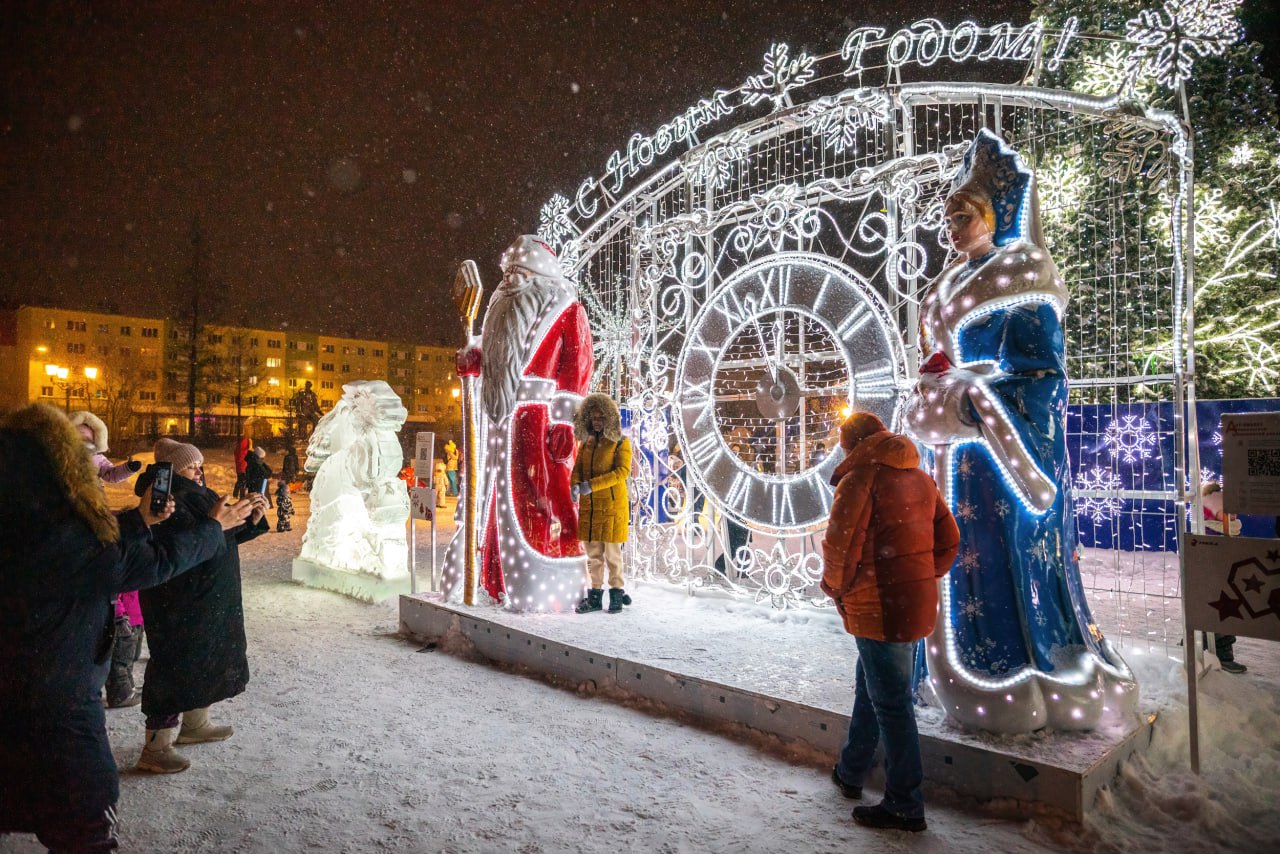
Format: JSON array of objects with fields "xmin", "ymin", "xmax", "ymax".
[{"xmin": 674, "ymin": 252, "xmax": 906, "ymax": 533}]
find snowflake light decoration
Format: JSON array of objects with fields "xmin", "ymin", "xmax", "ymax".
[
  {"xmin": 1037, "ymin": 157, "xmax": 1091, "ymax": 220},
  {"xmin": 742, "ymin": 43, "xmax": 816, "ymax": 111},
  {"xmin": 683, "ymin": 130, "xmax": 749, "ymax": 191},
  {"xmin": 1147, "ymin": 185, "xmax": 1241, "ymax": 246},
  {"xmin": 1192, "ymin": 187, "xmax": 1243, "ymax": 245},
  {"xmin": 1074, "ymin": 466, "xmax": 1125, "ymax": 523},
  {"xmin": 795, "ymin": 89, "xmax": 891, "ymax": 153},
  {"xmin": 1227, "ymin": 141, "xmax": 1255, "ymax": 167},
  {"xmin": 1103, "ymin": 415, "xmax": 1159, "ymax": 463},
  {"xmin": 538, "ymin": 194, "xmax": 580, "ymax": 273},
  {"xmin": 1124, "ymin": 0, "xmax": 1244, "ymax": 89},
  {"xmin": 1078, "ymin": 42, "xmax": 1153, "ymax": 98}
]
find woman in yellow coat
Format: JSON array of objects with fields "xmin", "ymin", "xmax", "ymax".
[{"xmin": 570, "ymin": 393, "xmax": 633, "ymax": 613}]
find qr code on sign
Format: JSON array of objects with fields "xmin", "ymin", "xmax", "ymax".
[{"xmin": 1247, "ymin": 447, "xmax": 1280, "ymax": 477}]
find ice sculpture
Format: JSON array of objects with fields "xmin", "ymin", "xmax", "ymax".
[{"xmin": 292, "ymin": 380, "xmax": 411, "ymax": 601}]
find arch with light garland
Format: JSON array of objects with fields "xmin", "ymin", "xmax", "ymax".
[{"xmin": 536, "ymin": 5, "xmax": 1239, "ymax": 647}]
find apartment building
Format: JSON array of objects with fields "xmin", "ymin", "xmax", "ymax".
[
  {"xmin": 0, "ymin": 305, "xmax": 167, "ymax": 437},
  {"xmin": 0, "ymin": 305, "xmax": 461, "ymax": 444},
  {"xmin": 412, "ymin": 345, "xmax": 462, "ymax": 425}
]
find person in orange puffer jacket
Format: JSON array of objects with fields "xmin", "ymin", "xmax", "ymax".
[{"xmin": 820, "ymin": 411, "xmax": 958, "ymax": 834}]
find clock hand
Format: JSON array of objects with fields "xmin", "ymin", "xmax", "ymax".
[
  {"xmin": 748, "ymin": 310, "xmax": 776, "ymax": 383},
  {"xmin": 772, "ymin": 316, "xmax": 784, "ymax": 380}
]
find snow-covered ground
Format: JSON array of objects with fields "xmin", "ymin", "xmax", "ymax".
[{"xmin": 3, "ymin": 446, "xmax": 1276, "ymax": 853}]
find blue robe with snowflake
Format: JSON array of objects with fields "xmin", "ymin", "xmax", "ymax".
[{"xmin": 943, "ymin": 300, "xmax": 1105, "ymax": 676}]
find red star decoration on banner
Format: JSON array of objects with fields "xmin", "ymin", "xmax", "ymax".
[{"xmin": 1209, "ymin": 591, "xmax": 1244, "ymax": 621}]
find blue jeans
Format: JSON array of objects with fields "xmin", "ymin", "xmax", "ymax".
[{"xmin": 836, "ymin": 637, "xmax": 925, "ymax": 819}]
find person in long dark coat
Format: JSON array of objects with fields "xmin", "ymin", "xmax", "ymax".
[
  {"xmin": 0, "ymin": 403, "xmax": 248, "ymax": 852},
  {"xmin": 133, "ymin": 438, "xmax": 270, "ymax": 774},
  {"xmin": 244, "ymin": 445, "xmax": 274, "ymax": 507}
]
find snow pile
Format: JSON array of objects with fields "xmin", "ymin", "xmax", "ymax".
[{"xmin": 1072, "ymin": 650, "xmax": 1280, "ymax": 853}]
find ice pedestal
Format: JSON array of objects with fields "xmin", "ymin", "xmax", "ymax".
[{"xmin": 292, "ymin": 557, "xmax": 411, "ymax": 603}]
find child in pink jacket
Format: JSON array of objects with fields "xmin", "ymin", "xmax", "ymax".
[{"xmin": 69, "ymin": 411, "xmax": 141, "ymax": 483}]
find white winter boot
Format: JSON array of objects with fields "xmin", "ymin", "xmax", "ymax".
[
  {"xmin": 177, "ymin": 706, "xmax": 234, "ymax": 744},
  {"xmin": 135, "ymin": 727, "xmax": 190, "ymax": 774}
]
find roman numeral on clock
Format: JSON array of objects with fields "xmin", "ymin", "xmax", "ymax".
[
  {"xmin": 836, "ymin": 304, "xmax": 870, "ymax": 340},
  {"xmin": 725, "ymin": 470, "xmax": 752, "ymax": 510},
  {"xmin": 687, "ymin": 430, "xmax": 721, "ymax": 465},
  {"xmin": 757, "ymin": 264, "xmax": 792, "ymax": 311}
]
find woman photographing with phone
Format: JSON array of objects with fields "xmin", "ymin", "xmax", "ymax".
[{"xmin": 132, "ymin": 438, "xmax": 270, "ymax": 774}]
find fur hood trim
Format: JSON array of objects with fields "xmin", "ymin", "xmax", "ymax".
[
  {"xmin": 69, "ymin": 409, "xmax": 110, "ymax": 453},
  {"xmin": 3, "ymin": 404, "xmax": 119, "ymax": 543},
  {"xmin": 573, "ymin": 393, "xmax": 622, "ymax": 442}
]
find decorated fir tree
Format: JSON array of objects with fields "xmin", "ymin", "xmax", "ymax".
[{"xmin": 1032, "ymin": 0, "xmax": 1280, "ymax": 399}]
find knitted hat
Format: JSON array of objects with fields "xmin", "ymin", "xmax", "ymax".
[
  {"xmin": 839, "ymin": 411, "xmax": 886, "ymax": 451},
  {"xmin": 254, "ymin": 446, "xmax": 266, "ymax": 458},
  {"xmin": 154, "ymin": 438, "xmax": 204, "ymax": 472}
]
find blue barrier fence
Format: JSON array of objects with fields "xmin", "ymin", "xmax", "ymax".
[{"xmin": 1069, "ymin": 399, "xmax": 1279, "ymax": 550}]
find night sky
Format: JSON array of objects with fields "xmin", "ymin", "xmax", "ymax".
[{"xmin": 36, "ymin": 0, "xmax": 1280, "ymax": 349}]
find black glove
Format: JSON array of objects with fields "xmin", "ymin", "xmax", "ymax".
[{"xmin": 127, "ymin": 460, "xmax": 142, "ymax": 472}]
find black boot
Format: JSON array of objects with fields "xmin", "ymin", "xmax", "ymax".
[
  {"xmin": 575, "ymin": 588, "xmax": 604, "ymax": 613},
  {"xmin": 105, "ymin": 618, "xmax": 140, "ymax": 708},
  {"xmin": 607, "ymin": 588, "xmax": 631, "ymax": 613}
]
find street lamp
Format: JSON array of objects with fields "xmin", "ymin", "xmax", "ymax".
[{"xmin": 45, "ymin": 363, "xmax": 99, "ymax": 413}]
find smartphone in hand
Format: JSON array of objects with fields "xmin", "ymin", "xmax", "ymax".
[
  {"xmin": 257, "ymin": 478, "xmax": 269, "ymax": 495},
  {"xmin": 149, "ymin": 462, "xmax": 174, "ymax": 514}
]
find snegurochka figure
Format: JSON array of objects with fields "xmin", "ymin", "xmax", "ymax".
[{"xmin": 904, "ymin": 129, "xmax": 1137, "ymax": 734}]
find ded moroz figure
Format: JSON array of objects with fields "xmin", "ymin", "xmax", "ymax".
[
  {"xmin": 443, "ymin": 235, "xmax": 594, "ymax": 612},
  {"xmin": 903, "ymin": 129, "xmax": 1138, "ymax": 734}
]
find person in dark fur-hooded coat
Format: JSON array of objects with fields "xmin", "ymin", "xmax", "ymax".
[
  {"xmin": 570, "ymin": 393, "xmax": 635, "ymax": 614},
  {"xmin": 570, "ymin": 393, "xmax": 631, "ymax": 544},
  {"xmin": 0, "ymin": 404, "xmax": 234, "ymax": 852}
]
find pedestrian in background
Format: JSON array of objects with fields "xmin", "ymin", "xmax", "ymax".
[
  {"xmin": 233, "ymin": 435, "xmax": 252, "ymax": 498},
  {"xmin": 70, "ymin": 410, "xmax": 142, "ymax": 484},
  {"xmin": 245, "ymin": 445, "xmax": 273, "ymax": 508},
  {"xmin": 275, "ymin": 478, "xmax": 294, "ymax": 533},
  {"xmin": 821, "ymin": 411, "xmax": 959, "ymax": 833},
  {"xmin": 433, "ymin": 459, "xmax": 448, "ymax": 509},
  {"xmin": 1202, "ymin": 481, "xmax": 1246, "ymax": 674},
  {"xmin": 281, "ymin": 444, "xmax": 300, "ymax": 486},
  {"xmin": 444, "ymin": 439, "xmax": 459, "ymax": 496}
]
